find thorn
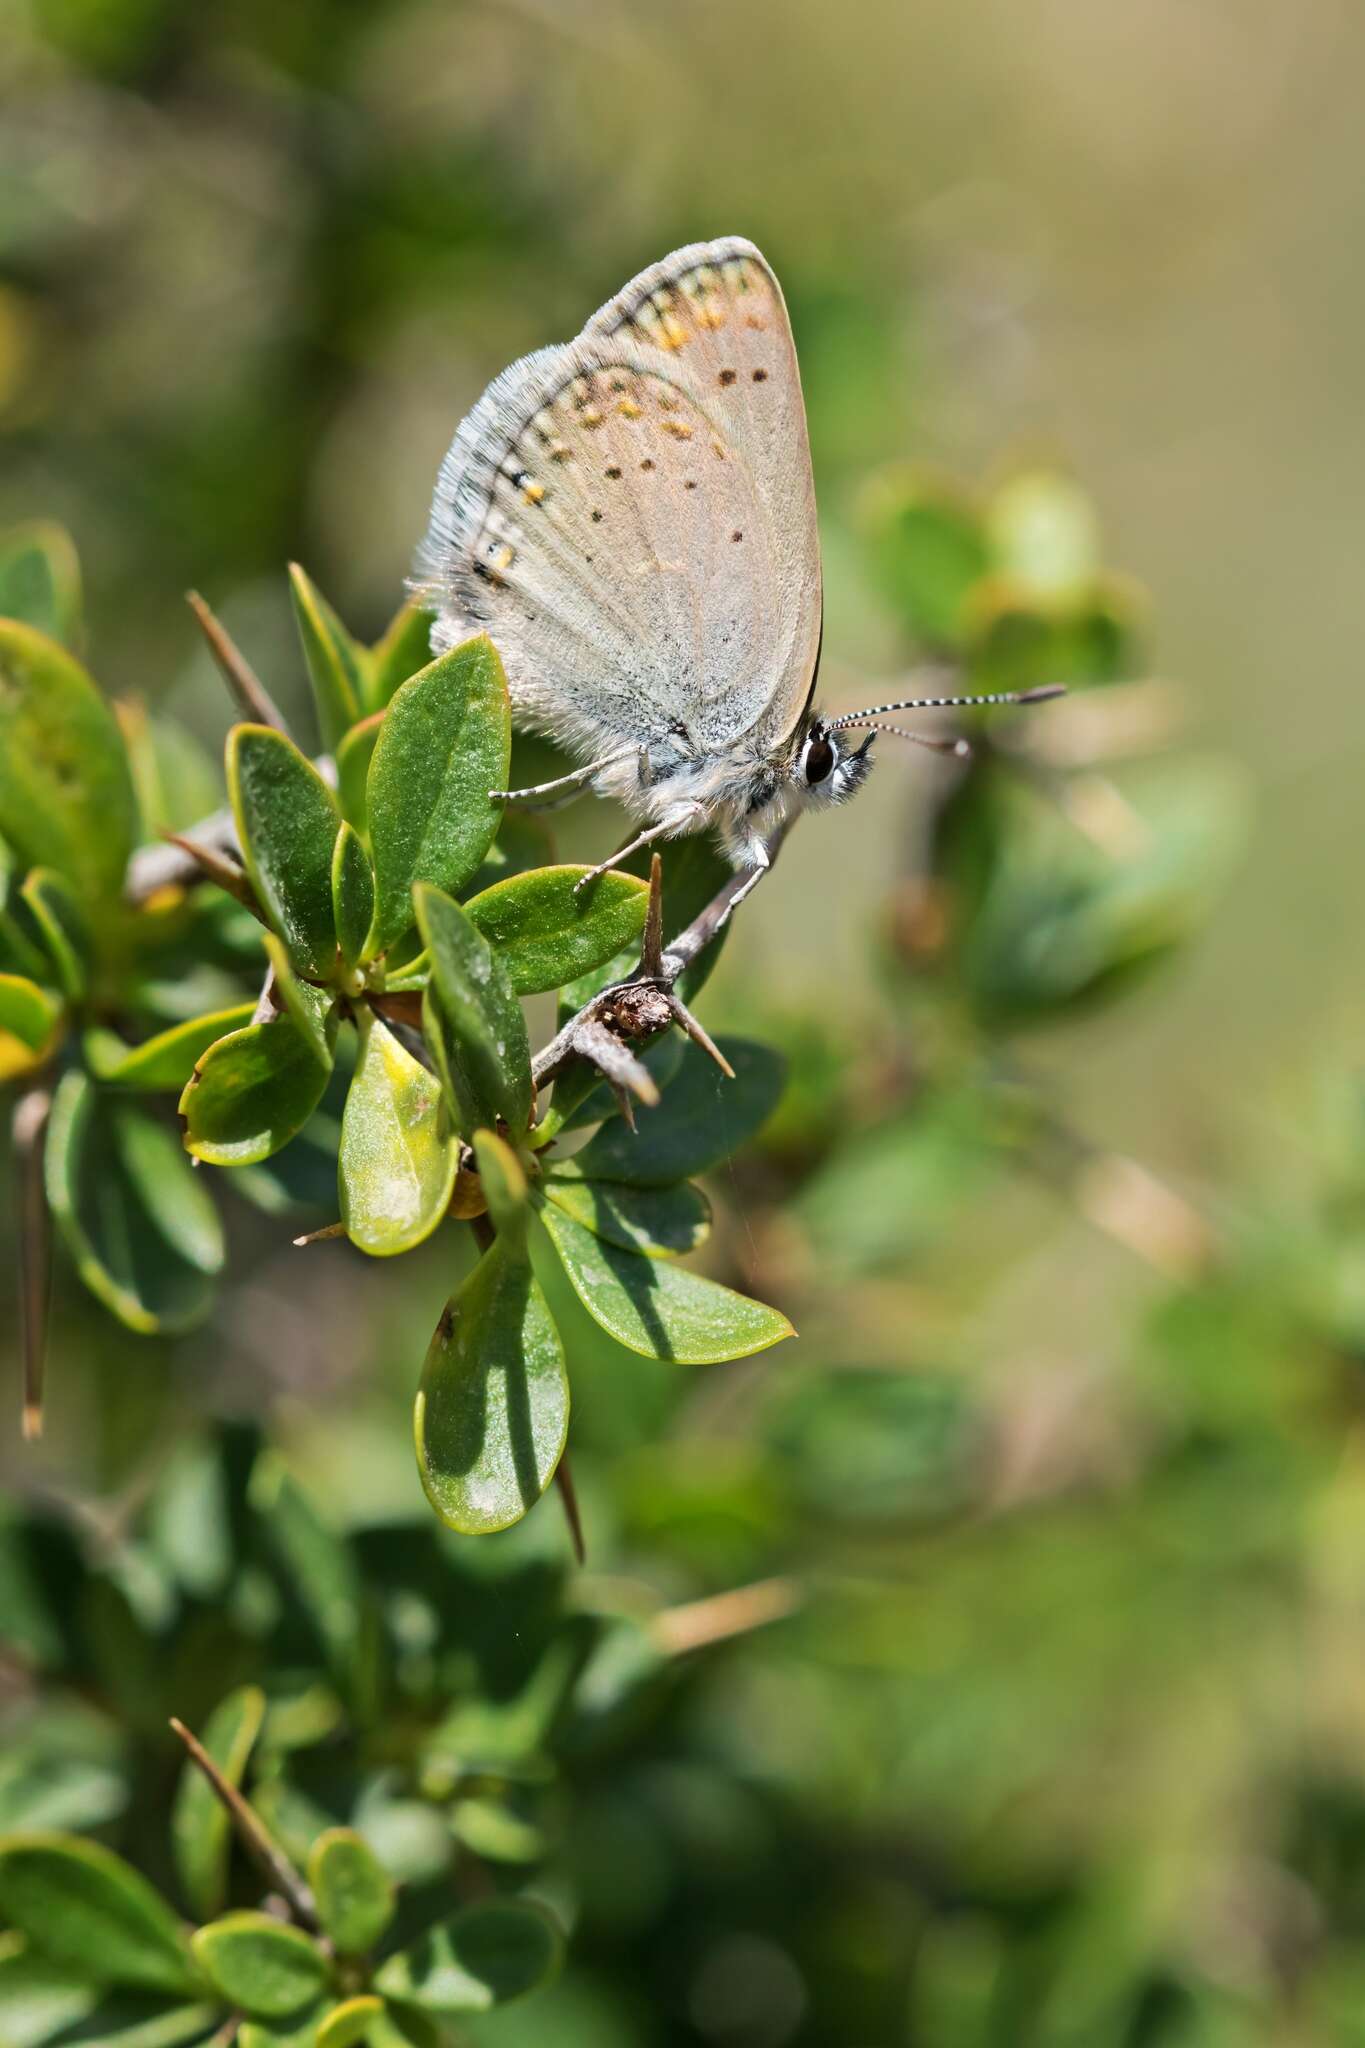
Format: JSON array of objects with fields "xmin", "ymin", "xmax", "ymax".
[
  {"xmin": 667, "ymin": 993, "xmax": 735, "ymax": 1078},
  {"xmin": 650, "ymin": 1576, "xmax": 803, "ymax": 1655},
  {"xmin": 186, "ymin": 590, "xmax": 290, "ymax": 734},
  {"xmin": 13, "ymin": 1089, "xmax": 52, "ymax": 1448},
  {"xmin": 293, "ymin": 1222, "xmax": 347, "ymax": 1246},
  {"xmin": 608, "ymin": 1079, "xmax": 637, "ymax": 1131},
  {"xmin": 555, "ymin": 1454, "xmax": 586, "ymax": 1566},
  {"xmin": 640, "ymin": 853, "xmax": 665, "ymax": 978},
  {"xmin": 169, "ymin": 1716, "xmax": 318, "ymax": 1928},
  {"xmin": 160, "ymin": 831, "xmax": 267, "ymax": 922}
]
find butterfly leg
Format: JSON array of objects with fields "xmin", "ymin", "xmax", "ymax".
[
  {"xmin": 714, "ymin": 841, "xmax": 771, "ymax": 930},
  {"xmin": 573, "ymin": 805, "xmax": 708, "ymax": 894},
  {"xmin": 489, "ymin": 753, "xmax": 625, "ymax": 808}
]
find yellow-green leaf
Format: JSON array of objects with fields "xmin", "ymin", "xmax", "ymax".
[
  {"xmin": 0, "ymin": 1832, "xmax": 198, "ymax": 1997},
  {"xmin": 171, "ymin": 1685, "xmax": 266, "ymax": 1920},
  {"xmin": 191, "ymin": 1912, "xmax": 326, "ymax": 2018},
  {"xmin": 84, "ymin": 1006, "xmax": 256, "ymax": 1090},
  {"xmin": 0, "ymin": 620, "xmax": 137, "ymax": 898},
  {"xmin": 289, "ymin": 563, "xmax": 365, "ymax": 754},
  {"xmin": 339, "ymin": 1010, "xmax": 457, "ymax": 1256},
  {"xmin": 307, "ymin": 1830, "xmax": 394, "ymax": 1955},
  {"xmin": 180, "ymin": 1008, "xmax": 335, "ymax": 1167}
]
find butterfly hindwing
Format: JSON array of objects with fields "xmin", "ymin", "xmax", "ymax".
[{"xmin": 415, "ymin": 237, "xmax": 822, "ymax": 769}]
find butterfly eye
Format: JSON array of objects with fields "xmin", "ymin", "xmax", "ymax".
[{"xmin": 804, "ymin": 735, "xmax": 835, "ymax": 785}]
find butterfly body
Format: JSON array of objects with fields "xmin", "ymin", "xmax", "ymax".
[{"xmin": 415, "ymin": 236, "xmax": 1058, "ymax": 890}]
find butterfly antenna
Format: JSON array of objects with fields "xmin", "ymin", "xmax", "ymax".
[
  {"xmin": 830, "ymin": 683, "xmax": 1065, "ymax": 731},
  {"xmin": 851, "ymin": 722, "xmax": 972, "ymax": 757}
]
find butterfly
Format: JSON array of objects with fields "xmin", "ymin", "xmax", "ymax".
[{"xmin": 413, "ymin": 236, "xmax": 1058, "ymax": 908}]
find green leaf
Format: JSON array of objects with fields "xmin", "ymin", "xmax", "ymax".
[
  {"xmin": 227, "ymin": 726, "xmax": 340, "ymax": 978},
  {"xmin": 414, "ymin": 884, "xmax": 531, "ymax": 1139},
  {"xmin": 562, "ymin": 1038, "xmax": 785, "ymax": 1187},
  {"xmin": 119, "ymin": 701, "xmax": 223, "ymax": 843},
  {"xmin": 20, "ymin": 868, "xmax": 89, "ymax": 1001},
  {"xmin": 985, "ymin": 471, "xmax": 1100, "ymax": 605},
  {"xmin": 366, "ymin": 636, "xmax": 510, "ymax": 955},
  {"xmin": 307, "ymin": 1830, "xmax": 394, "ymax": 1955},
  {"xmin": 62, "ymin": 1999, "xmax": 225, "ymax": 2047},
  {"xmin": 339, "ymin": 1009, "xmax": 457, "ymax": 1256},
  {"xmin": 366, "ymin": 600, "xmax": 435, "ymax": 712},
  {"xmin": 180, "ymin": 1008, "xmax": 335, "ymax": 1166},
  {"xmin": 85, "ymin": 1006, "xmax": 256, "ymax": 1090},
  {"xmin": 191, "ymin": 1913, "xmax": 326, "ymax": 2018},
  {"xmin": 317, "ymin": 1995, "xmax": 384, "ymax": 2048},
  {"xmin": 415, "ymin": 1239, "xmax": 568, "ymax": 1535},
  {"xmin": 462, "ymin": 865, "xmax": 649, "ymax": 996},
  {"xmin": 262, "ymin": 937, "xmax": 338, "ymax": 1067},
  {"xmin": 331, "ymin": 825, "xmax": 374, "ymax": 970},
  {"xmin": 248, "ymin": 1453, "xmax": 366, "ymax": 1699},
  {"xmin": 335, "ymin": 713, "xmax": 384, "ymax": 837},
  {"xmin": 46, "ymin": 1075, "xmax": 224, "ymax": 1333},
  {"xmin": 171, "ymin": 1685, "xmax": 266, "ymax": 1921},
  {"xmin": 864, "ymin": 471, "xmax": 990, "ymax": 647},
  {"xmin": 0, "ymin": 973, "xmax": 60, "ymax": 1052},
  {"xmin": 543, "ymin": 1174, "xmax": 710, "ymax": 1257},
  {"xmin": 374, "ymin": 1899, "xmax": 563, "ymax": 2012},
  {"xmin": 239, "ymin": 2003, "xmax": 332, "ymax": 2048},
  {"xmin": 0, "ymin": 520, "xmax": 82, "ymax": 647},
  {"xmin": 289, "ymin": 564, "xmax": 365, "ymax": 754},
  {"xmin": 0, "ymin": 620, "xmax": 137, "ymax": 899},
  {"xmin": 472, "ymin": 1129, "xmax": 529, "ymax": 1247},
  {"xmin": 0, "ymin": 1833, "xmax": 198, "ymax": 1996},
  {"xmin": 534, "ymin": 1202, "xmax": 793, "ymax": 1363}
]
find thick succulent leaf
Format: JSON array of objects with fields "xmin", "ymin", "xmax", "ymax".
[
  {"xmin": 171, "ymin": 1685, "xmax": 266, "ymax": 1921},
  {"xmin": 45, "ymin": 1995, "xmax": 223, "ymax": 2047},
  {"xmin": 239, "ymin": 2003, "xmax": 332, "ymax": 2048},
  {"xmin": 20, "ymin": 867, "xmax": 90, "ymax": 1001},
  {"xmin": 317, "ymin": 1996, "xmax": 384, "ymax": 2048},
  {"xmin": 180, "ymin": 1007, "xmax": 336, "ymax": 1166},
  {"xmin": 462, "ymin": 865, "xmax": 648, "ymax": 996},
  {"xmin": 339, "ymin": 1010, "xmax": 457, "ymax": 1256},
  {"xmin": 85, "ymin": 1006, "xmax": 256, "ymax": 1090},
  {"xmin": 414, "ymin": 884, "xmax": 531, "ymax": 1138},
  {"xmin": 415, "ymin": 1239, "xmax": 568, "ymax": 1535},
  {"xmin": 307, "ymin": 1829, "xmax": 394, "ymax": 1955},
  {"xmin": 366, "ymin": 636, "xmax": 510, "ymax": 954},
  {"xmin": 0, "ymin": 973, "xmax": 60, "ymax": 1052},
  {"xmin": 561, "ymin": 1038, "xmax": 785, "ymax": 1187},
  {"xmin": 534, "ymin": 1201, "xmax": 793, "ymax": 1363},
  {"xmin": 0, "ymin": 520, "xmax": 83, "ymax": 646},
  {"xmin": 472, "ymin": 1128, "xmax": 529, "ymax": 1247},
  {"xmin": 46, "ymin": 1074, "xmax": 224, "ymax": 1333},
  {"xmin": 0, "ymin": 620, "xmax": 137, "ymax": 898},
  {"xmin": 335, "ymin": 711, "xmax": 384, "ymax": 837},
  {"xmin": 331, "ymin": 823, "xmax": 374, "ymax": 969},
  {"xmin": 289, "ymin": 563, "xmax": 365, "ymax": 754},
  {"xmin": 191, "ymin": 1912, "xmax": 326, "ymax": 2017},
  {"xmin": 374, "ymin": 1899, "xmax": 563, "ymax": 2012},
  {"xmin": 0, "ymin": 1832, "xmax": 199, "ymax": 1996},
  {"xmin": 366, "ymin": 599, "xmax": 436, "ymax": 711},
  {"xmin": 543, "ymin": 1173, "xmax": 710, "ymax": 1257},
  {"xmin": 262, "ymin": 938, "xmax": 337, "ymax": 1067},
  {"xmin": 227, "ymin": 725, "xmax": 340, "ymax": 977}
]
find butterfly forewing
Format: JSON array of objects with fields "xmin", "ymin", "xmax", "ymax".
[{"xmin": 415, "ymin": 238, "xmax": 821, "ymax": 770}]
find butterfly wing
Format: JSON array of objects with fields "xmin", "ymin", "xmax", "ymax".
[{"xmin": 414, "ymin": 237, "xmax": 821, "ymax": 774}]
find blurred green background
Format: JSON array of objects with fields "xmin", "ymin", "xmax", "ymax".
[{"xmin": 3, "ymin": 2, "xmax": 1365, "ymax": 2044}]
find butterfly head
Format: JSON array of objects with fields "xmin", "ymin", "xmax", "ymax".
[{"xmin": 793, "ymin": 717, "xmax": 876, "ymax": 812}]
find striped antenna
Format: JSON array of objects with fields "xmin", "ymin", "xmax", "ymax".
[
  {"xmin": 850, "ymin": 722, "xmax": 972, "ymax": 757},
  {"xmin": 830, "ymin": 683, "xmax": 1065, "ymax": 731}
]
